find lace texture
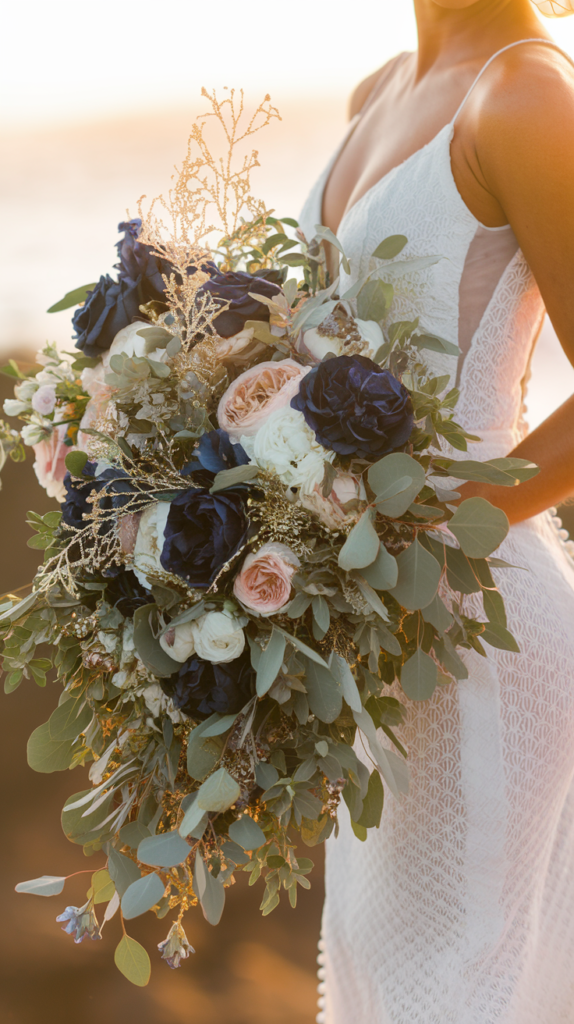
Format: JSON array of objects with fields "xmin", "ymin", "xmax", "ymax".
[{"xmin": 299, "ymin": 48, "xmax": 574, "ymax": 1024}]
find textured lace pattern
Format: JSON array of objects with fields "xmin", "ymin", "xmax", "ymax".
[{"xmin": 300, "ymin": 104, "xmax": 574, "ymax": 1024}]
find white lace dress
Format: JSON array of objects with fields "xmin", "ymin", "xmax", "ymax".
[{"xmin": 298, "ymin": 40, "xmax": 574, "ymax": 1024}]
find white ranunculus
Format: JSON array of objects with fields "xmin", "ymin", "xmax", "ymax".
[
  {"xmin": 106, "ymin": 322, "xmax": 169, "ymax": 365},
  {"xmin": 31, "ymin": 384, "xmax": 57, "ymax": 415},
  {"xmin": 191, "ymin": 610, "xmax": 245, "ymax": 664},
  {"xmin": 159, "ymin": 621, "xmax": 196, "ymax": 663},
  {"xmin": 356, "ymin": 318, "xmax": 384, "ymax": 354},
  {"xmin": 3, "ymin": 398, "xmax": 29, "ymax": 416},
  {"xmin": 133, "ymin": 501, "xmax": 171, "ymax": 588},
  {"xmin": 248, "ymin": 407, "xmax": 316, "ymax": 486}
]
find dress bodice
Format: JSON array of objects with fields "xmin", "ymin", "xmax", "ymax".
[{"xmin": 297, "ymin": 42, "xmax": 571, "ymax": 462}]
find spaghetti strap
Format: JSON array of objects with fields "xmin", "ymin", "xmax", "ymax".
[{"xmin": 452, "ymin": 37, "xmax": 574, "ymax": 122}]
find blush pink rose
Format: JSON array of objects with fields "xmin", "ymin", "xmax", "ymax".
[
  {"xmin": 233, "ymin": 542, "xmax": 300, "ymax": 616},
  {"xmin": 217, "ymin": 358, "xmax": 309, "ymax": 440},
  {"xmin": 32, "ymin": 421, "xmax": 69, "ymax": 502}
]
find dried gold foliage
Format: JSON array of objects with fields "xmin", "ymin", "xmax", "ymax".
[{"xmin": 136, "ymin": 89, "xmax": 281, "ymax": 336}]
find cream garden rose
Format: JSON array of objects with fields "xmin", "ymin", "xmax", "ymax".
[
  {"xmin": 133, "ymin": 501, "xmax": 171, "ymax": 588},
  {"xmin": 159, "ymin": 620, "xmax": 196, "ymax": 662},
  {"xmin": 234, "ymin": 542, "xmax": 300, "ymax": 616},
  {"xmin": 191, "ymin": 610, "xmax": 245, "ymax": 663},
  {"xmin": 242, "ymin": 406, "xmax": 333, "ymax": 489},
  {"xmin": 217, "ymin": 358, "xmax": 309, "ymax": 440}
]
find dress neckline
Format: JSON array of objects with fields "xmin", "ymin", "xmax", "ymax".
[{"xmin": 321, "ymin": 38, "xmax": 571, "ymax": 238}]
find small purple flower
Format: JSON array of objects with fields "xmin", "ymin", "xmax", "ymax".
[
  {"xmin": 157, "ymin": 920, "xmax": 195, "ymax": 969},
  {"xmin": 56, "ymin": 899, "xmax": 101, "ymax": 943}
]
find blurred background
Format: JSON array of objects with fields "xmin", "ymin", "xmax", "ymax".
[{"xmin": 1, "ymin": 2, "xmax": 574, "ymax": 1021}]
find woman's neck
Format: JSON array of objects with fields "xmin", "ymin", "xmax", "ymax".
[{"xmin": 413, "ymin": 0, "xmax": 552, "ymax": 77}]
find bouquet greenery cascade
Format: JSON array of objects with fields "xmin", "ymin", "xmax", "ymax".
[{"xmin": 0, "ymin": 91, "xmax": 537, "ymax": 986}]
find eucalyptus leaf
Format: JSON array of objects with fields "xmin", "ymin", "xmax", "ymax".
[
  {"xmin": 91, "ymin": 868, "xmax": 115, "ymax": 905},
  {"xmin": 0, "ymin": 591, "xmax": 38, "ymax": 625},
  {"xmin": 194, "ymin": 856, "xmax": 225, "ymax": 926},
  {"xmin": 121, "ymin": 872, "xmax": 165, "ymax": 920},
  {"xmin": 356, "ymin": 278, "xmax": 393, "ymax": 322},
  {"xmin": 275, "ymin": 627, "xmax": 329, "ymax": 667},
  {"xmin": 15, "ymin": 875, "xmax": 66, "ymax": 897},
  {"xmin": 338, "ymin": 508, "xmax": 379, "ymax": 571},
  {"xmin": 201, "ymin": 714, "xmax": 237, "ymax": 738},
  {"xmin": 368, "ymin": 453, "xmax": 425, "ymax": 517},
  {"xmin": 359, "ymin": 544, "xmax": 398, "ymax": 591},
  {"xmin": 481, "ymin": 621, "xmax": 520, "ymax": 652},
  {"xmin": 27, "ymin": 722, "xmax": 74, "ymax": 774},
  {"xmin": 114, "ymin": 935, "xmax": 151, "ymax": 987},
  {"xmin": 400, "ymin": 649, "xmax": 438, "ymax": 701},
  {"xmin": 119, "ymin": 821, "xmax": 151, "ymax": 850},
  {"xmin": 197, "ymin": 767, "xmax": 241, "ymax": 813},
  {"xmin": 389, "ymin": 540, "xmax": 442, "ymax": 611},
  {"xmin": 356, "ymin": 770, "xmax": 384, "ymax": 828},
  {"xmin": 107, "ymin": 848, "xmax": 141, "ymax": 897},
  {"xmin": 48, "ymin": 697, "xmax": 92, "ymax": 742},
  {"xmin": 352, "ymin": 707, "xmax": 409, "ymax": 798},
  {"xmin": 64, "ymin": 451, "xmax": 88, "ymax": 477},
  {"xmin": 448, "ymin": 497, "xmax": 509, "ymax": 558},
  {"xmin": 47, "ymin": 283, "xmax": 97, "ymax": 314},
  {"xmin": 256, "ymin": 629, "xmax": 286, "ymax": 697},
  {"xmin": 178, "ymin": 795, "xmax": 208, "ymax": 839},
  {"xmin": 304, "ymin": 659, "xmax": 343, "ymax": 723},
  {"xmin": 210, "ymin": 464, "xmax": 259, "ymax": 493},
  {"xmin": 329, "ymin": 652, "xmax": 362, "ymax": 713},
  {"xmin": 421, "ymin": 593, "xmax": 454, "ymax": 635},
  {"xmin": 133, "ymin": 604, "xmax": 181, "ymax": 678},
  {"xmin": 371, "ymin": 234, "xmax": 408, "ymax": 260},
  {"xmin": 137, "ymin": 830, "xmax": 191, "ymax": 868},
  {"xmin": 228, "ymin": 815, "xmax": 266, "ymax": 851},
  {"xmin": 187, "ymin": 717, "xmax": 225, "ymax": 781},
  {"xmin": 412, "ymin": 333, "xmax": 460, "ymax": 357}
]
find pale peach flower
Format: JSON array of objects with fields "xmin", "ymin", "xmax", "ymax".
[
  {"xmin": 217, "ymin": 358, "xmax": 309, "ymax": 440},
  {"xmin": 233, "ymin": 542, "xmax": 300, "ymax": 616},
  {"xmin": 299, "ymin": 472, "xmax": 365, "ymax": 531},
  {"xmin": 32, "ymin": 421, "xmax": 69, "ymax": 502}
]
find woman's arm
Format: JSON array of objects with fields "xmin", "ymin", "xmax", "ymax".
[{"xmin": 457, "ymin": 45, "xmax": 574, "ymax": 525}]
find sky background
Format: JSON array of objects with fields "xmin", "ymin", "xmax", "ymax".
[{"xmin": 2, "ymin": 0, "xmax": 574, "ymax": 429}]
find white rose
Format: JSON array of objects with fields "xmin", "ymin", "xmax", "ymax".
[
  {"xmin": 191, "ymin": 610, "xmax": 245, "ymax": 664},
  {"xmin": 356, "ymin": 318, "xmax": 384, "ymax": 354},
  {"xmin": 300, "ymin": 327, "xmax": 343, "ymax": 362},
  {"xmin": 106, "ymin": 322, "xmax": 169, "ymax": 365},
  {"xmin": 246, "ymin": 407, "xmax": 316, "ymax": 486},
  {"xmin": 31, "ymin": 384, "xmax": 57, "ymax": 415},
  {"xmin": 159, "ymin": 621, "xmax": 196, "ymax": 663},
  {"xmin": 133, "ymin": 501, "xmax": 171, "ymax": 588},
  {"xmin": 291, "ymin": 450, "xmax": 333, "ymax": 496},
  {"xmin": 3, "ymin": 398, "xmax": 29, "ymax": 416}
]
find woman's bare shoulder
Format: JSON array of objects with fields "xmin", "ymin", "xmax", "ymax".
[{"xmin": 348, "ymin": 52, "xmax": 410, "ymax": 120}]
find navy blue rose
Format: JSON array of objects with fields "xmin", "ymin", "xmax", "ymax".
[
  {"xmin": 161, "ymin": 650, "xmax": 254, "ymax": 718},
  {"xmin": 181, "ymin": 428, "xmax": 249, "ymax": 480},
  {"xmin": 61, "ymin": 463, "xmax": 145, "ymax": 534},
  {"xmin": 105, "ymin": 570, "xmax": 151, "ymax": 616},
  {"xmin": 195, "ymin": 271, "xmax": 281, "ymax": 338},
  {"xmin": 290, "ymin": 354, "xmax": 414, "ymax": 461},
  {"xmin": 160, "ymin": 488, "xmax": 249, "ymax": 588},
  {"xmin": 72, "ymin": 274, "xmax": 141, "ymax": 358},
  {"xmin": 115, "ymin": 218, "xmax": 216, "ymax": 301}
]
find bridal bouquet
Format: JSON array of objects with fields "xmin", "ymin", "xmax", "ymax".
[{"xmin": 0, "ymin": 91, "xmax": 537, "ymax": 986}]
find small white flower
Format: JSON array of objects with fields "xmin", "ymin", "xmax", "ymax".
[
  {"xmin": 14, "ymin": 379, "xmax": 39, "ymax": 402},
  {"xmin": 191, "ymin": 610, "xmax": 245, "ymax": 664},
  {"xmin": 291, "ymin": 450, "xmax": 332, "ymax": 496},
  {"xmin": 159, "ymin": 621, "xmax": 196, "ymax": 663},
  {"xmin": 301, "ymin": 327, "xmax": 343, "ymax": 362},
  {"xmin": 21, "ymin": 422, "xmax": 48, "ymax": 446},
  {"xmin": 133, "ymin": 502, "xmax": 171, "ymax": 588},
  {"xmin": 3, "ymin": 398, "xmax": 29, "ymax": 417},
  {"xmin": 31, "ymin": 384, "xmax": 57, "ymax": 415}
]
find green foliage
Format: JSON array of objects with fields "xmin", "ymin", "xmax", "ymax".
[
  {"xmin": 137, "ymin": 831, "xmax": 191, "ymax": 869},
  {"xmin": 114, "ymin": 935, "xmax": 151, "ymax": 986},
  {"xmin": 121, "ymin": 873, "xmax": 165, "ymax": 920},
  {"xmin": 15, "ymin": 875, "xmax": 67, "ymax": 897},
  {"xmin": 47, "ymin": 283, "xmax": 97, "ymax": 313}
]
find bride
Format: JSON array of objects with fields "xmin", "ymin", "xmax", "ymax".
[{"xmin": 298, "ymin": 2, "xmax": 574, "ymax": 1022}]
